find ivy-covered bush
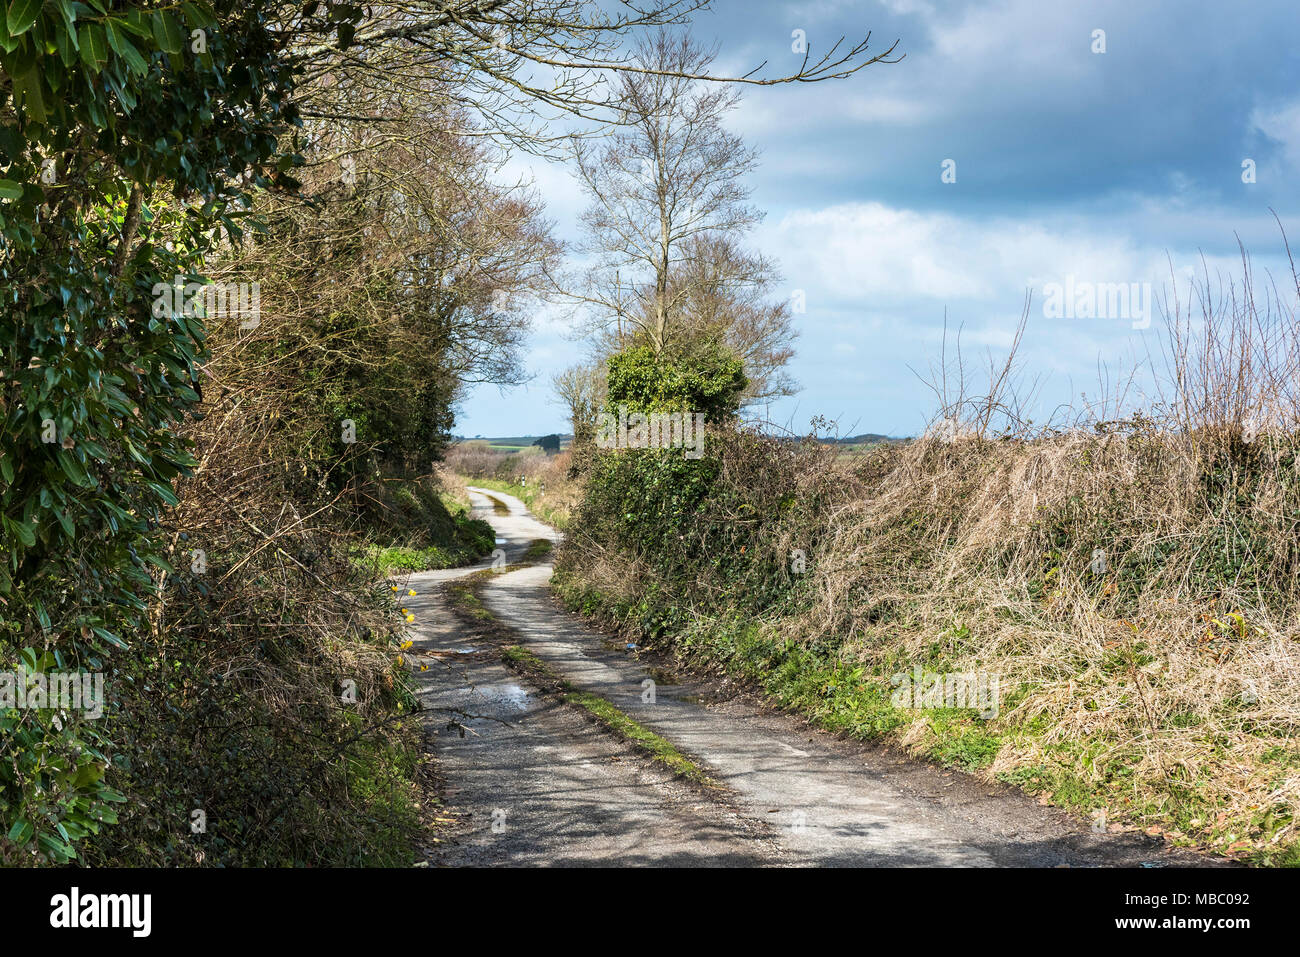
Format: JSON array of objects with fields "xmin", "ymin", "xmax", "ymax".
[
  {"xmin": 605, "ymin": 339, "xmax": 747, "ymax": 422},
  {"xmin": 0, "ymin": 0, "xmax": 358, "ymax": 864}
]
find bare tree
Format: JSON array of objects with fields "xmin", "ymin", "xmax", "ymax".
[
  {"xmin": 215, "ymin": 63, "xmax": 561, "ymax": 469},
  {"xmin": 551, "ymin": 361, "xmax": 607, "ymax": 438},
  {"xmin": 308, "ymin": 63, "xmax": 561, "ymax": 388},
  {"xmin": 664, "ymin": 233, "xmax": 799, "ymax": 405},
  {"xmin": 571, "ymin": 31, "xmax": 765, "ymax": 352},
  {"xmin": 295, "ymin": 3, "xmax": 902, "ymax": 154},
  {"xmin": 568, "ymin": 32, "xmax": 802, "ymax": 407}
]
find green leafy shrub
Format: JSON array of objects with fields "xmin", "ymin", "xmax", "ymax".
[
  {"xmin": 0, "ymin": 0, "xmax": 358, "ymax": 864},
  {"xmin": 605, "ymin": 339, "xmax": 747, "ymax": 422}
]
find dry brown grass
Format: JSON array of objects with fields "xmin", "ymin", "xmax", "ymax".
[
  {"xmin": 790, "ymin": 428, "xmax": 1300, "ymax": 854},
  {"xmin": 557, "ymin": 234, "xmax": 1300, "ymax": 860},
  {"xmin": 787, "ymin": 239, "xmax": 1300, "ymax": 856}
]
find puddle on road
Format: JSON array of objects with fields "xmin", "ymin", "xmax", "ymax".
[
  {"xmin": 645, "ymin": 666, "xmax": 678, "ymax": 685},
  {"xmin": 479, "ymin": 683, "xmax": 531, "ymax": 711},
  {"xmin": 494, "ymin": 537, "xmax": 506, "ymax": 545}
]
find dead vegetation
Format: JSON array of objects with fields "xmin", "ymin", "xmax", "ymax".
[
  {"xmin": 803, "ymin": 426, "xmax": 1300, "ymax": 859},
  {"xmin": 556, "ymin": 237, "xmax": 1300, "ymax": 863},
  {"xmin": 74, "ymin": 254, "xmax": 469, "ymax": 864}
]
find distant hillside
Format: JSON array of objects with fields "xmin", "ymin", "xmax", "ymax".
[
  {"xmin": 827, "ymin": 433, "xmax": 908, "ymax": 445},
  {"xmin": 452, "ymin": 432, "xmax": 906, "ymax": 449},
  {"xmin": 452, "ymin": 434, "xmax": 574, "ymax": 452}
]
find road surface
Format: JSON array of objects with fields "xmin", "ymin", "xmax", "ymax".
[{"xmin": 409, "ymin": 487, "xmax": 1217, "ymax": 868}]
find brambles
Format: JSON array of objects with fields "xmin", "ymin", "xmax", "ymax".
[{"xmin": 556, "ymin": 243, "xmax": 1300, "ymax": 863}]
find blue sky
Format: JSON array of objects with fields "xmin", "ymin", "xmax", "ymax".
[{"xmin": 457, "ymin": 0, "xmax": 1300, "ymax": 438}]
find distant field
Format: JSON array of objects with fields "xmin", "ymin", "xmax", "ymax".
[
  {"xmin": 454, "ymin": 434, "xmax": 574, "ymax": 453},
  {"xmin": 456, "ymin": 433, "xmax": 902, "ymax": 454}
]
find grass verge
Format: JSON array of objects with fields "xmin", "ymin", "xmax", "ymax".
[
  {"xmin": 353, "ymin": 476, "xmax": 496, "ymax": 577},
  {"xmin": 461, "ymin": 476, "xmax": 571, "ymax": 529}
]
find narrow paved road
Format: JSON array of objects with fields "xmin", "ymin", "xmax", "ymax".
[
  {"xmin": 411, "ymin": 487, "xmax": 1217, "ymax": 867},
  {"xmin": 408, "ymin": 489, "xmax": 781, "ymax": 865}
]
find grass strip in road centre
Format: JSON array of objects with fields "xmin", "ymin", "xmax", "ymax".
[
  {"xmin": 500, "ymin": 644, "xmax": 715, "ymax": 788},
  {"xmin": 438, "ymin": 558, "xmax": 715, "ymax": 788}
]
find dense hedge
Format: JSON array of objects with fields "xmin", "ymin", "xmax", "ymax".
[{"xmin": 0, "ymin": 1, "xmax": 359, "ymax": 864}]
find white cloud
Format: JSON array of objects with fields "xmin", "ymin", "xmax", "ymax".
[
  {"xmin": 495, "ymin": 153, "xmax": 586, "ymax": 236},
  {"xmin": 1251, "ymin": 99, "xmax": 1300, "ymax": 169},
  {"xmin": 764, "ymin": 201, "xmax": 1178, "ymax": 309}
]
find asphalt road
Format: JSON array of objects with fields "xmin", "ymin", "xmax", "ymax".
[{"xmin": 410, "ymin": 487, "xmax": 1218, "ymax": 868}]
